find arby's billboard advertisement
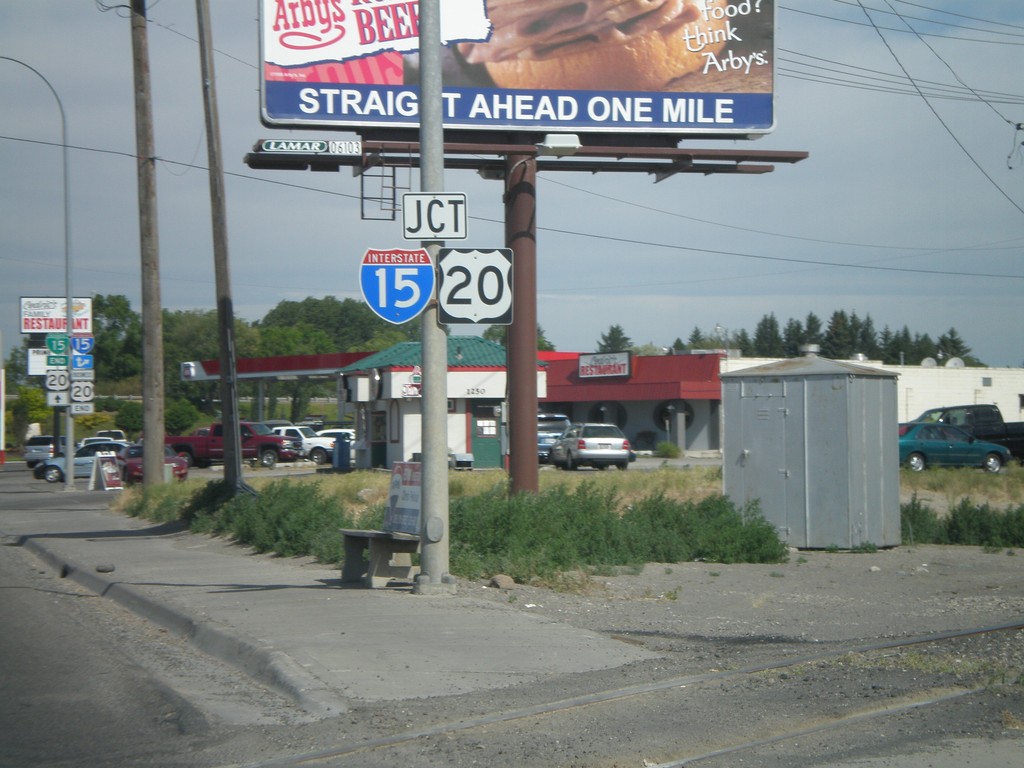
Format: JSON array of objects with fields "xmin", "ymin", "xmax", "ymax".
[{"xmin": 259, "ymin": 0, "xmax": 775, "ymax": 136}]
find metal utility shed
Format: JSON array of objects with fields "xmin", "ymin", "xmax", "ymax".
[{"xmin": 721, "ymin": 356, "xmax": 900, "ymax": 549}]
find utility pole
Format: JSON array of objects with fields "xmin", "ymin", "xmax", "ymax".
[
  {"xmin": 195, "ymin": 0, "xmax": 244, "ymax": 493},
  {"xmin": 130, "ymin": 0, "xmax": 166, "ymax": 486},
  {"xmin": 414, "ymin": 0, "xmax": 455, "ymax": 595}
]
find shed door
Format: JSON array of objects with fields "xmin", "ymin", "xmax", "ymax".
[{"xmin": 741, "ymin": 400, "xmax": 792, "ymax": 539}]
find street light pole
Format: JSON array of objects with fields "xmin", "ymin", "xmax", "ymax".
[{"xmin": 0, "ymin": 56, "xmax": 74, "ymax": 490}]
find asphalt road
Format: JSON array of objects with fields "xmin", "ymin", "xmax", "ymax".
[{"xmin": 0, "ymin": 538, "xmax": 217, "ymax": 766}]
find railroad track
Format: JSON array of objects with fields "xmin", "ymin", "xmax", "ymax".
[{"xmin": 239, "ymin": 620, "xmax": 1024, "ymax": 768}]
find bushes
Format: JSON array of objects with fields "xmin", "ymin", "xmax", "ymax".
[
  {"xmin": 118, "ymin": 475, "xmax": 1024, "ymax": 589},
  {"xmin": 122, "ymin": 476, "xmax": 789, "ymax": 584},
  {"xmin": 901, "ymin": 494, "xmax": 1024, "ymax": 548},
  {"xmin": 450, "ymin": 484, "xmax": 787, "ymax": 582}
]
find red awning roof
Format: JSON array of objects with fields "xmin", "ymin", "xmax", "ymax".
[{"xmin": 544, "ymin": 353, "xmax": 723, "ymax": 403}]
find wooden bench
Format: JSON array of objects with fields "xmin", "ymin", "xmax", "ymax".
[{"xmin": 340, "ymin": 462, "xmax": 421, "ymax": 588}]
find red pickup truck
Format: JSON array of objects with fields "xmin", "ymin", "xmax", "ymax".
[{"xmin": 165, "ymin": 422, "xmax": 301, "ymax": 468}]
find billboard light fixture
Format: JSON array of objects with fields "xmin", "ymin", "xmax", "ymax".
[{"xmin": 536, "ymin": 134, "xmax": 581, "ymax": 157}]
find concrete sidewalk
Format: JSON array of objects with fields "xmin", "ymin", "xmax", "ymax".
[{"xmin": 0, "ymin": 489, "xmax": 655, "ymax": 717}]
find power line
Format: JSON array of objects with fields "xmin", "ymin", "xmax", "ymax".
[
  {"xmin": 781, "ymin": 5, "xmax": 1024, "ymax": 45},
  {"xmin": 853, "ymin": 0, "xmax": 1024, "ymax": 215},
  {"xmin": 4, "ymin": 131, "xmax": 1022, "ymax": 285}
]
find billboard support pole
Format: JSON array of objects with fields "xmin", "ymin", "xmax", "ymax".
[
  {"xmin": 414, "ymin": 0, "xmax": 455, "ymax": 595},
  {"xmin": 505, "ymin": 149, "xmax": 539, "ymax": 495}
]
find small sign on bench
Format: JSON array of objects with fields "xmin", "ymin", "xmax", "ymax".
[{"xmin": 341, "ymin": 462, "xmax": 422, "ymax": 587}]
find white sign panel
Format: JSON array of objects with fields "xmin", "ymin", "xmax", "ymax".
[
  {"xmin": 47, "ymin": 390, "xmax": 70, "ymax": 407},
  {"xmin": 20, "ymin": 297, "xmax": 93, "ymax": 334},
  {"xmin": 402, "ymin": 193, "xmax": 468, "ymax": 240},
  {"xmin": 46, "ymin": 368, "xmax": 70, "ymax": 391},
  {"xmin": 71, "ymin": 381, "xmax": 94, "ymax": 402},
  {"xmin": 438, "ymin": 248, "xmax": 513, "ymax": 325},
  {"xmin": 28, "ymin": 348, "xmax": 50, "ymax": 376},
  {"xmin": 71, "ymin": 403, "xmax": 95, "ymax": 416},
  {"xmin": 578, "ymin": 351, "xmax": 632, "ymax": 379}
]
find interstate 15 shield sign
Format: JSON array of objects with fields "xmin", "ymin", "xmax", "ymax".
[{"xmin": 359, "ymin": 248, "xmax": 434, "ymax": 324}]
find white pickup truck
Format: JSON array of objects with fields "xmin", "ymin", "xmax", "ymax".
[{"xmin": 271, "ymin": 425, "xmax": 337, "ymax": 465}]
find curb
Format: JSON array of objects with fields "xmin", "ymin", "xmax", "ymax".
[{"xmin": 19, "ymin": 534, "xmax": 348, "ymax": 717}]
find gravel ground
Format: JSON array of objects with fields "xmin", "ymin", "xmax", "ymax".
[{"xmin": 224, "ymin": 543, "xmax": 1024, "ymax": 768}]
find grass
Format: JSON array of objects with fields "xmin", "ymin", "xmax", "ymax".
[{"xmin": 113, "ymin": 462, "xmax": 1024, "ymax": 588}]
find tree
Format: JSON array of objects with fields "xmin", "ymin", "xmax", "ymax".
[
  {"xmin": 257, "ymin": 323, "xmax": 334, "ymax": 422},
  {"xmin": 782, "ymin": 318, "xmax": 805, "ymax": 357},
  {"xmin": 752, "ymin": 313, "xmax": 784, "ymax": 357},
  {"xmin": 259, "ymin": 296, "xmax": 416, "ymax": 351},
  {"xmin": 3, "ymin": 337, "xmax": 30, "ymax": 389},
  {"xmin": 597, "ymin": 325, "xmax": 631, "ymax": 353},
  {"xmin": 92, "ymin": 294, "xmax": 143, "ymax": 382},
  {"xmin": 631, "ymin": 342, "xmax": 665, "ymax": 356},
  {"xmin": 6, "ymin": 386, "xmax": 50, "ymax": 445},
  {"xmin": 165, "ymin": 398, "xmax": 201, "ymax": 435},
  {"xmin": 686, "ymin": 327, "xmax": 706, "ymax": 349},
  {"xmin": 733, "ymin": 328, "xmax": 754, "ymax": 356},
  {"xmin": 482, "ymin": 324, "xmax": 555, "ymax": 351},
  {"xmin": 822, "ymin": 310, "xmax": 855, "ymax": 359},
  {"xmin": 936, "ymin": 328, "xmax": 980, "ymax": 365},
  {"xmin": 803, "ymin": 312, "xmax": 824, "ymax": 346},
  {"xmin": 115, "ymin": 400, "xmax": 144, "ymax": 438}
]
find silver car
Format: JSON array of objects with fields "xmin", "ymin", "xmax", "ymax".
[
  {"xmin": 37, "ymin": 441, "xmax": 130, "ymax": 483},
  {"xmin": 24, "ymin": 435, "xmax": 62, "ymax": 468},
  {"xmin": 549, "ymin": 422, "xmax": 631, "ymax": 471}
]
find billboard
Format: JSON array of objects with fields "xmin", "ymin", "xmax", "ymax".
[
  {"xmin": 260, "ymin": 0, "xmax": 775, "ymax": 136},
  {"xmin": 20, "ymin": 297, "xmax": 93, "ymax": 334}
]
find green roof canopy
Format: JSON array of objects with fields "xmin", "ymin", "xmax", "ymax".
[{"xmin": 338, "ymin": 335, "xmax": 509, "ymax": 373}]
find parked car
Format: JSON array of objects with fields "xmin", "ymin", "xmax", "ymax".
[
  {"xmin": 24, "ymin": 435, "xmax": 60, "ymax": 468},
  {"xmin": 117, "ymin": 444, "xmax": 189, "ymax": 483},
  {"xmin": 913, "ymin": 404, "xmax": 1024, "ymax": 463},
  {"xmin": 271, "ymin": 425, "xmax": 336, "ymax": 465},
  {"xmin": 164, "ymin": 422, "xmax": 300, "ymax": 468},
  {"xmin": 898, "ymin": 422, "xmax": 1009, "ymax": 473},
  {"xmin": 95, "ymin": 429, "xmax": 128, "ymax": 442},
  {"xmin": 537, "ymin": 412, "xmax": 571, "ymax": 463},
  {"xmin": 37, "ymin": 440, "xmax": 130, "ymax": 483},
  {"xmin": 317, "ymin": 428, "xmax": 355, "ymax": 443},
  {"xmin": 549, "ymin": 422, "xmax": 632, "ymax": 471}
]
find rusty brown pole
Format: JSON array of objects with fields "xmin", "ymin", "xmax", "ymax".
[{"xmin": 505, "ymin": 150, "xmax": 539, "ymax": 495}]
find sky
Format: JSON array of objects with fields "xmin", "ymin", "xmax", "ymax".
[{"xmin": 1, "ymin": 1, "xmax": 1023, "ymax": 370}]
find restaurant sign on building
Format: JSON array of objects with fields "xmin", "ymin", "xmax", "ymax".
[{"xmin": 579, "ymin": 351, "xmax": 631, "ymax": 379}]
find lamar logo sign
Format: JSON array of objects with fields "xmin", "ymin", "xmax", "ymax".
[{"xmin": 261, "ymin": 139, "xmax": 327, "ymax": 153}]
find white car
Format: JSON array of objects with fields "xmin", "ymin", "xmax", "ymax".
[
  {"xmin": 271, "ymin": 425, "xmax": 337, "ymax": 465},
  {"xmin": 549, "ymin": 423, "xmax": 632, "ymax": 471},
  {"xmin": 317, "ymin": 428, "xmax": 355, "ymax": 443}
]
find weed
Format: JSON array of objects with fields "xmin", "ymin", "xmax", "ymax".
[{"xmin": 115, "ymin": 463, "xmax": 1019, "ymax": 590}]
